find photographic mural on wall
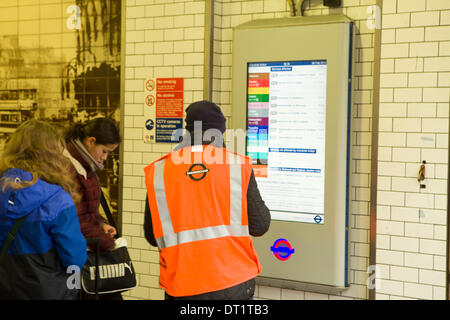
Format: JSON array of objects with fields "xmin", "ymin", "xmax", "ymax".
[{"xmin": 0, "ymin": 0, "xmax": 122, "ymax": 224}]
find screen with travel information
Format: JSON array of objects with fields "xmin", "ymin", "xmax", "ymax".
[{"xmin": 246, "ymin": 60, "xmax": 327, "ymax": 224}]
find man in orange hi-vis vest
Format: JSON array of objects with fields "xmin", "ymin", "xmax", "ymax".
[{"xmin": 144, "ymin": 100, "xmax": 270, "ymax": 300}]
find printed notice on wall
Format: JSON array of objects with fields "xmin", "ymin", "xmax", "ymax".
[
  {"xmin": 246, "ymin": 61, "xmax": 327, "ymax": 224},
  {"xmin": 144, "ymin": 78, "xmax": 183, "ymax": 143}
]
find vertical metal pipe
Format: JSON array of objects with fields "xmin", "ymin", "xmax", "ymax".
[
  {"xmin": 447, "ymin": 66, "xmax": 450, "ymax": 300},
  {"xmin": 447, "ymin": 157, "xmax": 450, "ymax": 298},
  {"xmin": 118, "ymin": 0, "xmax": 125, "ymax": 236},
  {"xmin": 203, "ymin": 0, "xmax": 214, "ymax": 101},
  {"xmin": 369, "ymin": 0, "xmax": 383, "ymax": 300}
]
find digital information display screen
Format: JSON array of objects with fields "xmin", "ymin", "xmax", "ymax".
[{"xmin": 246, "ymin": 60, "xmax": 327, "ymax": 224}]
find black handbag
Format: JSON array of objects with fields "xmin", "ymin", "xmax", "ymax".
[{"xmin": 81, "ymin": 191, "xmax": 137, "ymax": 296}]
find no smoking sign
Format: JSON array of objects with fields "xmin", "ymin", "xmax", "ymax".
[{"xmin": 145, "ymin": 79, "xmax": 155, "ymax": 92}]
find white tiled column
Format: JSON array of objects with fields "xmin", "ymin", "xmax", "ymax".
[{"xmin": 376, "ymin": 0, "xmax": 449, "ymax": 300}]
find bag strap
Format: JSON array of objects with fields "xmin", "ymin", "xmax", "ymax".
[
  {"xmin": 0, "ymin": 215, "xmax": 29, "ymax": 264},
  {"xmin": 85, "ymin": 237, "xmax": 100, "ymax": 299},
  {"xmin": 100, "ymin": 190, "xmax": 120, "ymax": 238}
]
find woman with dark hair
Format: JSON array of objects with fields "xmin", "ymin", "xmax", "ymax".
[{"xmin": 64, "ymin": 117, "xmax": 121, "ymax": 299}]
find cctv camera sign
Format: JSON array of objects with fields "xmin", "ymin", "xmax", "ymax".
[
  {"xmin": 144, "ymin": 78, "xmax": 184, "ymax": 143},
  {"xmin": 155, "ymin": 118, "xmax": 183, "ymax": 143}
]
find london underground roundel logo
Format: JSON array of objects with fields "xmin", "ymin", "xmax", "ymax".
[{"xmin": 270, "ymin": 238, "xmax": 295, "ymax": 261}]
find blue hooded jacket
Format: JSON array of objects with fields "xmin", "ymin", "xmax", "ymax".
[{"xmin": 0, "ymin": 168, "xmax": 87, "ymax": 300}]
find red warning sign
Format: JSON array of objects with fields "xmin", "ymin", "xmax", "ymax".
[
  {"xmin": 156, "ymin": 92, "xmax": 183, "ymax": 117},
  {"xmin": 145, "ymin": 94, "xmax": 155, "ymax": 107},
  {"xmin": 156, "ymin": 78, "xmax": 183, "ymax": 118},
  {"xmin": 144, "ymin": 77, "xmax": 184, "ymax": 144},
  {"xmin": 145, "ymin": 79, "xmax": 155, "ymax": 92},
  {"xmin": 156, "ymin": 78, "xmax": 184, "ymax": 92}
]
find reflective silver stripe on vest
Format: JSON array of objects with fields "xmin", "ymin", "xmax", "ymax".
[
  {"xmin": 229, "ymin": 154, "xmax": 242, "ymax": 227},
  {"xmin": 153, "ymin": 159, "xmax": 175, "ymax": 239},
  {"xmin": 153, "ymin": 152, "xmax": 249, "ymax": 250}
]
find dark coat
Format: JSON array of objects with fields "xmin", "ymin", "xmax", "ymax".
[{"xmin": 66, "ymin": 141, "xmax": 114, "ymax": 251}]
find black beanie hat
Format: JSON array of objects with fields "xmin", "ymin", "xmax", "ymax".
[{"xmin": 185, "ymin": 100, "xmax": 226, "ymax": 133}]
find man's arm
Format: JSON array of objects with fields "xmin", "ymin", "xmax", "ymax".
[
  {"xmin": 144, "ymin": 196, "xmax": 157, "ymax": 247},
  {"xmin": 247, "ymin": 170, "xmax": 271, "ymax": 237}
]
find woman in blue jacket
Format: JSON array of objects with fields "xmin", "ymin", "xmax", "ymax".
[{"xmin": 0, "ymin": 120, "xmax": 87, "ymax": 300}]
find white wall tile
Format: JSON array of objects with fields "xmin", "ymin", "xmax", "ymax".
[
  {"xmin": 422, "ymin": 119, "xmax": 449, "ymax": 133},
  {"xmin": 427, "ymin": 0, "xmax": 450, "ymax": 10},
  {"xmin": 394, "ymin": 88, "xmax": 423, "ymax": 102},
  {"xmin": 396, "ymin": 27, "xmax": 424, "ymax": 43},
  {"xmin": 404, "ymin": 283, "xmax": 433, "ymax": 299},
  {"xmin": 395, "ymin": 58, "xmax": 424, "ymax": 73},
  {"xmin": 408, "ymin": 73, "xmax": 437, "ymax": 87},
  {"xmin": 404, "ymin": 252, "xmax": 433, "ymax": 269},
  {"xmin": 424, "ymin": 57, "xmax": 450, "ymax": 71},
  {"xmin": 398, "ymin": 0, "xmax": 426, "ymax": 12},
  {"xmin": 390, "ymin": 266, "xmax": 419, "ymax": 282},
  {"xmin": 420, "ymin": 239, "xmax": 446, "ymax": 255},
  {"xmin": 391, "ymin": 236, "xmax": 419, "ymax": 252},
  {"xmin": 381, "ymin": 43, "xmax": 409, "ymax": 58},
  {"xmin": 377, "ymin": 220, "xmax": 404, "ymax": 235},
  {"xmin": 411, "ymin": 11, "xmax": 440, "ymax": 26},
  {"xmin": 377, "ymin": 279, "xmax": 404, "ymax": 296},
  {"xmin": 405, "ymin": 223, "xmax": 434, "ymax": 239},
  {"xmin": 423, "ymin": 88, "xmax": 450, "ymax": 102},
  {"xmin": 382, "ymin": 13, "xmax": 410, "ymax": 29}
]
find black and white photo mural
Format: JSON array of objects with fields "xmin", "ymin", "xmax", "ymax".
[{"xmin": 0, "ymin": 0, "xmax": 122, "ymax": 224}]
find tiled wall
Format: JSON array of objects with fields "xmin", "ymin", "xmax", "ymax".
[
  {"xmin": 122, "ymin": 0, "xmax": 378, "ymax": 300},
  {"xmin": 376, "ymin": 0, "xmax": 450, "ymax": 300},
  {"xmin": 122, "ymin": 0, "xmax": 207, "ymax": 300}
]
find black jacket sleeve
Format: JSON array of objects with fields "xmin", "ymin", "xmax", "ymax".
[
  {"xmin": 247, "ymin": 170, "xmax": 271, "ymax": 237},
  {"xmin": 144, "ymin": 197, "xmax": 157, "ymax": 247},
  {"xmin": 143, "ymin": 169, "xmax": 271, "ymax": 246}
]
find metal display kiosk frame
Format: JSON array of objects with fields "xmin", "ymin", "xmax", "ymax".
[{"xmin": 232, "ymin": 15, "xmax": 354, "ymax": 293}]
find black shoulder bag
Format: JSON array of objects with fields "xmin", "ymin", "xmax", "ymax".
[
  {"xmin": 81, "ymin": 191, "xmax": 137, "ymax": 296},
  {"xmin": 0, "ymin": 215, "xmax": 29, "ymax": 264}
]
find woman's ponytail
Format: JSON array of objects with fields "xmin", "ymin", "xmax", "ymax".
[
  {"xmin": 65, "ymin": 118, "xmax": 120, "ymax": 145},
  {"xmin": 65, "ymin": 123, "xmax": 85, "ymax": 141}
]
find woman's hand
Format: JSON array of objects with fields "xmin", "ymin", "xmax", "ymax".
[{"xmin": 101, "ymin": 222, "xmax": 117, "ymax": 239}]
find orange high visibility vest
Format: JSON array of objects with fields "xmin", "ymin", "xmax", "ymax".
[{"xmin": 144, "ymin": 145, "xmax": 262, "ymax": 297}]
